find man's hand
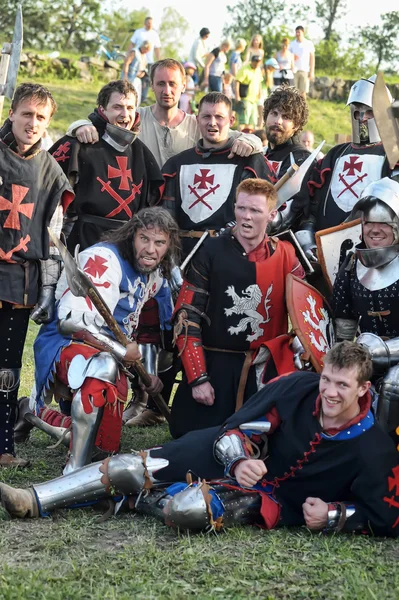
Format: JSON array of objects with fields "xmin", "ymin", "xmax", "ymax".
[
  {"xmin": 234, "ymin": 459, "xmax": 267, "ymax": 488},
  {"xmin": 76, "ymin": 125, "xmax": 99, "ymax": 144},
  {"xmin": 124, "ymin": 341, "xmax": 141, "ymax": 363},
  {"xmin": 228, "ymin": 138, "xmax": 252, "ymax": 159},
  {"xmin": 302, "ymin": 497, "xmax": 328, "ymax": 530},
  {"xmin": 141, "ymin": 374, "xmax": 164, "ymax": 396},
  {"xmin": 192, "ymin": 381, "xmax": 215, "ymax": 406}
]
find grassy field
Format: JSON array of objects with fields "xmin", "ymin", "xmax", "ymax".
[
  {"xmin": 0, "ymin": 79, "xmax": 394, "ymax": 599},
  {"xmin": 0, "ymin": 323, "xmax": 398, "ymax": 600}
]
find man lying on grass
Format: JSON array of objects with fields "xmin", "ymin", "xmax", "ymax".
[{"xmin": 1, "ymin": 342, "xmax": 399, "ymax": 537}]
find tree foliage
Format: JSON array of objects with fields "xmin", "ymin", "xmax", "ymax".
[
  {"xmin": 159, "ymin": 7, "xmax": 189, "ymax": 60},
  {"xmin": 315, "ymin": 38, "xmax": 371, "ymax": 77},
  {"xmin": 358, "ymin": 11, "xmax": 399, "ymax": 71},
  {"xmin": 315, "ymin": 0, "xmax": 346, "ymax": 41},
  {"xmin": 102, "ymin": 5, "xmax": 149, "ymax": 51},
  {"xmin": 223, "ymin": 0, "xmax": 285, "ymax": 41},
  {"xmin": 0, "ymin": 0, "xmax": 52, "ymax": 48}
]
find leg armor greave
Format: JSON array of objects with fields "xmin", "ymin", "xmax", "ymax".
[
  {"xmin": 376, "ymin": 364, "xmax": 399, "ymax": 435},
  {"xmin": 33, "ymin": 451, "xmax": 169, "ymax": 516},
  {"xmin": 155, "ymin": 480, "xmax": 263, "ymax": 532},
  {"xmin": 63, "ymin": 390, "xmax": 103, "ymax": 474}
]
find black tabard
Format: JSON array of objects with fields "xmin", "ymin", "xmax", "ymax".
[
  {"xmin": 307, "ymin": 142, "xmax": 391, "ymax": 231},
  {"xmin": 50, "ymin": 134, "xmax": 164, "ymax": 250},
  {"xmin": 332, "ymin": 252, "xmax": 399, "ymax": 338},
  {"xmin": 0, "ymin": 142, "xmax": 72, "ymax": 305},
  {"xmin": 264, "ymin": 137, "xmax": 310, "ymax": 184},
  {"xmin": 162, "ymin": 144, "xmax": 270, "ymax": 257}
]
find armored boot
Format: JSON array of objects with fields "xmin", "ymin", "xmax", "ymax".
[
  {"xmin": 14, "ymin": 396, "xmax": 35, "ymax": 444},
  {"xmin": 24, "ymin": 412, "xmax": 71, "ymax": 447},
  {"xmin": 63, "ymin": 390, "xmax": 103, "ymax": 474},
  {"xmin": 0, "ymin": 452, "xmax": 169, "ymax": 518},
  {"xmin": 123, "ymin": 391, "xmax": 147, "ymax": 424}
]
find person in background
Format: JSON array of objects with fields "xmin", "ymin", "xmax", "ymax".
[
  {"xmin": 179, "ymin": 62, "xmax": 197, "ymax": 114},
  {"xmin": 300, "ymin": 130, "xmax": 324, "ymax": 160},
  {"xmin": 229, "ymin": 38, "xmax": 247, "ymax": 77},
  {"xmin": 126, "ymin": 17, "xmax": 161, "ymax": 103},
  {"xmin": 122, "ymin": 41, "xmax": 150, "ymax": 107},
  {"xmin": 203, "ymin": 40, "xmax": 231, "ymax": 92},
  {"xmin": 235, "ymin": 55, "xmax": 263, "ymax": 129},
  {"xmin": 274, "ymin": 38, "xmax": 295, "ymax": 87},
  {"xmin": 244, "ymin": 34, "xmax": 264, "ymax": 64},
  {"xmin": 188, "ymin": 27, "xmax": 211, "ymax": 82},
  {"xmin": 289, "ymin": 25, "xmax": 315, "ymax": 99},
  {"xmin": 222, "ymin": 72, "xmax": 234, "ymax": 100}
]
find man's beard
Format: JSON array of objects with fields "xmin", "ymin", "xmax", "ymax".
[
  {"xmin": 133, "ymin": 255, "xmax": 160, "ymax": 275},
  {"xmin": 266, "ymin": 126, "xmax": 289, "ymax": 146}
]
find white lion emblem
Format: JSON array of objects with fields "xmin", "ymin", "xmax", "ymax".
[
  {"xmin": 224, "ymin": 283, "xmax": 273, "ymax": 342},
  {"xmin": 301, "ymin": 293, "xmax": 331, "ymax": 353}
]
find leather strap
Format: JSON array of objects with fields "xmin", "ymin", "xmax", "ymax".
[
  {"xmin": 180, "ymin": 229, "xmax": 217, "ymax": 238},
  {"xmin": 235, "ymin": 350, "xmax": 254, "ymax": 412}
]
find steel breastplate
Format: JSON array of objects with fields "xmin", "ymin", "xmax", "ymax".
[{"xmin": 356, "ymin": 255, "xmax": 399, "ymax": 291}]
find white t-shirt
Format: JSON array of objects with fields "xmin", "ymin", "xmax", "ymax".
[
  {"xmin": 130, "ymin": 27, "xmax": 161, "ymax": 64},
  {"xmin": 288, "ymin": 38, "xmax": 315, "ymax": 73}
]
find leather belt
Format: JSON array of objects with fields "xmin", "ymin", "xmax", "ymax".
[{"xmin": 180, "ymin": 229, "xmax": 217, "ymax": 238}]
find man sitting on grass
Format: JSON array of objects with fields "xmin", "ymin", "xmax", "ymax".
[{"xmin": 2, "ymin": 342, "xmax": 399, "ymax": 538}]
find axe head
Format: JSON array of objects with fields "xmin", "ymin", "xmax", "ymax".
[
  {"xmin": 276, "ymin": 140, "xmax": 325, "ymax": 209},
  {"xmin": 373, "ymin": 71, "xmax": 399, "ymax": 171},
  {"xmin": 3, "ymin": 5, "xmax": 23, "ymax": 100},
  {"xmin": 48, "ymin": 228, "xmax": 93, "ymax": 299}
]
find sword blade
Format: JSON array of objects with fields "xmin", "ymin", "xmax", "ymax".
[
  {"xmin": 4, "ymin": 5, "xmax": 23, "ymax": 99},
  {"xmin": 276, "ymin": 140, "xmax": 325, "ymax": 209}
]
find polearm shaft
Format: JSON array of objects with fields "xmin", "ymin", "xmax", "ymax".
[{"xmin": 48, "ymin": 229, "xmax": 171, "ymax": 421}]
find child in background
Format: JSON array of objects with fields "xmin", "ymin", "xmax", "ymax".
[
  {"xmin": 222, "ymin": 72, "xmax": 234, "ymax": 99},
  {"xmin": 179, "ymin": 62, "xmax": 197, "ymax": 113}
]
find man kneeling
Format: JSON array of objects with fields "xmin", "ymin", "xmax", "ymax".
[{"xmin": 2, "ymin": 342, "xmax": 399, "ymax": 537}]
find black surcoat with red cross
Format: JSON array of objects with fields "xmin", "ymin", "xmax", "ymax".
[
  {"xmin": 0, "ymin": 142, "xmax": 73, "ymax": 305},
  {"xmin": 50, "ymin": 127, "xmax": 164, "ymax": 251},
  {"xmin": 306, "ymin": 142, "xmax": 391, "ymax": 231},
  {"xmin": 162, "ymin": 142, "xmax": 270, "ymax": 257}
]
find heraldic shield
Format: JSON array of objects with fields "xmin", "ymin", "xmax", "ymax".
[
  {"xmin": 316, "ymin": 218, "xmax": 362, "ymax": 291},
  {"xmin": 286, "ymin": 274, "xmax": 335, "ymax": 372}
]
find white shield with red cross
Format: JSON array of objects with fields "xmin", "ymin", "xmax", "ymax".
[
  {"xmin": 180, "ymin": 164, "xmax": 237, "ymax": 223},
  {"xmin": 286, "ymin": 274, "xmax": 335, "ymax": 372},
  {"xmin": 331, "ymin": 153, "xmax": 385, "ymax": 213}
]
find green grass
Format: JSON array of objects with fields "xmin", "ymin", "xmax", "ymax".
[{"xmin": 0, "ymin": 322, "xmax": 398, "ymax": 599}]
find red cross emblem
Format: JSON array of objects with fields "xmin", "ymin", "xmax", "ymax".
[
  {"xmin": 193, "ymin": 169, "xmax": 215, "ymax": 189},
  {"xmin": 52, "ymin": 141, "xmax": 71, "ymax": 163},
  {"xmin": 84, "ymin": 255, "xmax": 108, "ymax": 278},
  {"xmin": 343, "ymin": 156, "xmax": 363, "ymax": 176},
  {"xmin": 108, "ymin": 156, "xmax": 132, "ymax": 191},
  {"xmin": 264, "ymin": 158, "xmax": 281, "ymax": 183},
  {"xmin": 383, "ymin": 465, "xmax": 399, "ymax": 529},
  {"xmin": 0, "ymin": 184, "xmax": 33, "ymax": 230},
  {"xmin": 188, "ymin": 168, "xmax": 220, "ymax": 210}
]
